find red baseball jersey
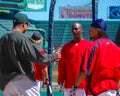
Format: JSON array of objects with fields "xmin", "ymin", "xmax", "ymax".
[
  {"xmin": 34, "ymin": 48, "xmax": 47, "ymax": 81},
  {"xmin": 81, "ymin": 38, "xmax": 120, "ymax": 95},
  {"xmin": 58, "ymin": 39, "xmax": 90, "ymax": 88}
]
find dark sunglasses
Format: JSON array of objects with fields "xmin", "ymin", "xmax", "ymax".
[{"xmin": 72, "ymin": 28, "xmax": 79, "ymax": 30}]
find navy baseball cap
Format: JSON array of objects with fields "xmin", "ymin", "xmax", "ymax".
[
  {"xmin": 13, "ymin": 13, "xmax": 29, "ymax": 23},
  {"xmin": 31, "ymin": 32, "xmax": 41, "ymax": 40},
  {"xmin": 90, "ymin": 19, "xmax": 107, "ymax": 31}
]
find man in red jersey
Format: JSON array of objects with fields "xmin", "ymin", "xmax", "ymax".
[
  {"xmin": 31, "ymin": 32, "xmax": 49, "ymax": 91},
  {"xmin": 69, "ymin": 19, "xmax": 120, "ymax": 96},
  {"xmin": 58, "ymin": 22, "xmax": 90, "ymax": 96}
]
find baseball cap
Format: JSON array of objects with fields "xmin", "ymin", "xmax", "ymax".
[
  {"xmin": 31, "ymin": 32, "xmax": 41, "ymax": 40},
  {"xmin": 13, "ymin": 13, "xmax": 29, "ymax": 23},
  {"xmin": 90, "ymin": 19, "xmax": 107, "ymax": 31}
]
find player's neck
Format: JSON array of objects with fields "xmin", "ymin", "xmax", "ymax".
[{"xmin": 73, "ymin": 38, "xmax": 83, "ymax": 42}]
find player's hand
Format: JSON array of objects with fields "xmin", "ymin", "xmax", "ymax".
[
  {"xmin": 58, "ymin": 83, "xmax": 64, "ymax": 93},
  {"xmin": 53, "ymin": 50, "xmax": 61, "ymax": 60},
  {"xmin": 45, "ymin": 79, "xmax": 49, "ymax": 85},
  {"xmin": 69, "ymin": 85, "xmax": 77, "ymax": 96}
]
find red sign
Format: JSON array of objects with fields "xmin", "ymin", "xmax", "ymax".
[{"xmin": 59, "ymin": 6, "xmax": 92, "ymax": 19}]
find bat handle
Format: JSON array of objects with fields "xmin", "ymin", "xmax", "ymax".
[{"xmin": 49, "ymin": 85, "xmax": 52, "ymax": 94}]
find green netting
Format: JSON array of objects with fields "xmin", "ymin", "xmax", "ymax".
[{"xmin": 0, "ymin": 1, "xmax": 120, "ymax": 95}]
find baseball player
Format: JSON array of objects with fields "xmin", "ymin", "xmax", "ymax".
[
  {"xmin": 69, "ymin": 19, "xmax": 120, "ymax": 96},
  {"xmin": 58, "ymin": 22, "xmax": 90, "ymax": 96},
  {"xmin": 0, "ymin": 12, "xmax": 60, "ymax": 96},
  {"xmin": 31, "ymin": 32, "xmax": 49, "ymax": 91}
]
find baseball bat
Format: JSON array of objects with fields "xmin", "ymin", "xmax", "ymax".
[{"xmin": 48, "ymin": 85, "xmax": 53, "ymax": 96}]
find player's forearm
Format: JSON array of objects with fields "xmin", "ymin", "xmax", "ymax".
[
  {"xmin": 37, "ymin": 50, "xmax": 61, "ymax": 65},
  {"xmin": 74, "ymin": 71, "xmax": 87, "ymax": 87},
  {"xmin": 42, "ymin": 68, "xmax": 48, "ymax": 79}
]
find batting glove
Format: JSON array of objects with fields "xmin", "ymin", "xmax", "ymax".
[
  {"xmin": 69, "ymin": 85, "xmax": 77, "ymax": 96},
  {"xmin": 44, "ymin": 79, "xmax": 49, "ymax": 85},
  {"xmin": 58, "ymin": 83, "xmax": 64, "ymax": 92}
]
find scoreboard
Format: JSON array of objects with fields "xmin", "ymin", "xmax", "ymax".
[
  {"xmin": 0, "ymin": 0, "xmax": 24, "ymax": 10},
  {"xmin": 0, "ymin": 0, "xmax": 46, "ymax": 11}
]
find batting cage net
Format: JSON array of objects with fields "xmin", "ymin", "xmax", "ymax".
[
  {"xmin": 0, "ymin": 0, "xmax": 120, "ymax": 96},
  {"xmin": 40, "ymin": 0, "xmax": 120, "ymax": 96}
]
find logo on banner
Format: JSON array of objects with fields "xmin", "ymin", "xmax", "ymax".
[
  {"xmin": 109, "ymin": 6, "xmax": 120, "ymax": 19},
  {"xmin": 59, "ymin": 6, "xmax": 92, "ymax": 19},
  {"xmin": 25, "ymin": 0, "xmax": 46, "ymax": 11}
]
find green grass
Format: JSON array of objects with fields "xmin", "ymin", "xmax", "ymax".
[
  {"xmin": 41, "ymin": 64, "xmax": 64, "ymax": 96},
  {"xmin": 52, "ymin": 64, "xmax": 58, "ymax": 83},
  {"xmin": 52, "ymin": 64, "xmax": 58, "ymax": 71}
]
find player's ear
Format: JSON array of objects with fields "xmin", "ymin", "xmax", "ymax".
[{"xmin": 21, "ymin": 23, "xmax": 25, "ymax": 27}]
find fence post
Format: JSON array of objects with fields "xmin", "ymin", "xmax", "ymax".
[
  {"xmin": 92, "ymin": 0, "xmax": 99, "ymax": 21},
  {"xmin": 47, "ymin": 0, "xmax": 56, "ymax": 96}
]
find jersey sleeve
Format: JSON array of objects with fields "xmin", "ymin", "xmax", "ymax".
[
  {"xmin": 81, "ymin": 46, "xmax": 91, "ymax": 73},
  {"xmin": 58, "ymin": 47, "xmax": 66, "ymax": 84},
  {"xmin": 20, "ymin": 38, "xmax": 55, "ymax": 66}
]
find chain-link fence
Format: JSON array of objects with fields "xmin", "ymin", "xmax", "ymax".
[
  {"xmin": 44, "ymin": 0, "xmax": 120, "ymax": 96},
  {"xmin": 0, "ymin": 0, "xmax": 120, "ymax": 96}
]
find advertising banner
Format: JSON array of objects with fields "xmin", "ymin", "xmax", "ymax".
[
  {"xmin": 0, "ymin": 0, "xmax": 24, "ymax": 10},
  {"xmin": 25, "ymin": 0, "xmax": 46, "ymax": 11},
  {"xmin": 0, "ymin": 0, "xmax": 46, "ymax": 11},
  {"xmin": 109, "ymin": 6, "xmax": 120, "ymax": 19},
  {"xmin": 59, "ymin": 6, "xmax": 92, "ymax": 19}
]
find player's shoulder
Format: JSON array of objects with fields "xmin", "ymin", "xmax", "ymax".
[
  {"xmin": 81, "ymin": 39, "xmax": 91, "ymax": 47},
  {"xmin": 82, "ymin": 39, "xmax": 91, "ymax": 43},
  {"xmin": 61, "ymin": 40, "xmax": 73, "ymax": 50},
  {"xmin": 63, "ymin": 40, "xmax": 73, "ymax": 47}
]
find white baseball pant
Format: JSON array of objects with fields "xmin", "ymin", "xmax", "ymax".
[{"xmin": 3, "ymin": 74, "xmax": 40, "ymax": 96}]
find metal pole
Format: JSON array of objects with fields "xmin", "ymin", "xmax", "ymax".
[
  {"xmin": 47, "ymin": 0, "xmax": 56, "ymax": 96},
  {"xmin": 92, "ymin": 0, "xmax": 98, "ymax": 21}
]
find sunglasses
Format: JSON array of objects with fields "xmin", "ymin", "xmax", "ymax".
[{"xmin": 72, "ymin": 28, "xmax": 79, "ymax": 30}]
